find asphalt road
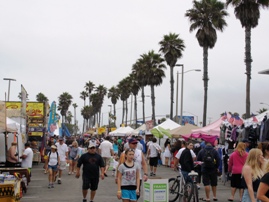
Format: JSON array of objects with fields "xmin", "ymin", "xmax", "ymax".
[{"xmin": 21, "ymin": 162, "xmax": 240, "ymax": 202}]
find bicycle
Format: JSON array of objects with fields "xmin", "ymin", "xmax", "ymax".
[
  {"xmin": 169, "ymin": 162, "xmax": 201, "ymax": 202},
  {"xmin": 169, "ymin": 166, "xmax": 185, "ymax": 202}
]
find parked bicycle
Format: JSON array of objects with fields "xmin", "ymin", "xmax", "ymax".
[{"xmin": 169, "ymin": 162, "xmax": 201, "ymax": 202}]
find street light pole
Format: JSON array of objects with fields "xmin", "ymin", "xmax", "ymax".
[
  {"xmin": 108, "ymin": 105, "xmax": 112, "ymax": 127},
  {"xmin": 260, "ymin": 102, "xmax": 269, "ymax": 107},
  {"xmin": 175, "ymin": 65, "xmax": 201, "ymax": 125},
  {"xmin": 3, "ymin": 78, "xmax": 16, "ymax": 101},
  {"xmin": 175, "ymin": 71, "xmax": 179, "ymax": 123}
]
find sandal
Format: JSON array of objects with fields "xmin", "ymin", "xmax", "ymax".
[
  {"xmin": 200, "ymin": 198, "xmax": 210, "ymax": 202},
  {"xmin": 213, "ymin": 198, "xmax": 218, "ymax": 201}
]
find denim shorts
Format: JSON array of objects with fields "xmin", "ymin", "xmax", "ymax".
[
  {"xmin": 121, "ymin": 189, "xmax": 137, "ymax": 201},
  {"xmin": 48, "ymin": 165, "xmax": 58, "ymax": 171},
  {"xmin": 242, "ymin": 189, "xmax": 260, "ymax": 202}
]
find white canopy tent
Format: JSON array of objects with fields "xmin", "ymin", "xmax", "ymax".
[
  {"xmin": 109, "ymin": 126, "xmax": 134, "ymax": 136},
  {"xmin": 131, "ymin": 124, "xmax": 146, "ymax": 136}
]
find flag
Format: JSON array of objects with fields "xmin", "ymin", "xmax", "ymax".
[
  {"xmin": 233, "ymin": 115, "xmax": 244, "ymax": 126},
  {"xmin": 228, "ymin": 114, "xmax": 234, "ymax": 124},
  {"xmin": 251, "ymin": 113, "xmax": 258, "ymax": 123}
]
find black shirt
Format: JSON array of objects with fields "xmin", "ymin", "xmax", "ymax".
[
  {"xmin": 77, "ymin": 152, "xmax": 105, "ymax": 179},
  {"xmin": 179, "ymin": 148, "xmax": 194, "ymax": 172},
  {"xmin": 260, "ymin": 172, "xmax": 269, "ymax": 197}
]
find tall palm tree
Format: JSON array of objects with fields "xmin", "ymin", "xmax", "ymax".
[
  {"xmin": 185, "ymin": 0, "xmax": 228, "ymax": 126},
  {"xmin": 159, "ymin": 33, "xmax": 185, "ymax": 120},
  {"xmin": 58, "ymin": 92, "xmax": 73, "ymax": 123},
  {"xmin": 72, "ymin": 103, "xmax": 78, "ymax": 135},
  {"xmin": 226, "ymin": 0, "xmax": 269, "ymax": 119},
  {"xmin": 132, "ymin": 59, "xmax": 148, "ymax": 123},
  {"xmin": 81, "ymin": 105, "xmax": 92, "ymax": 132},
  {"xmin": 85, "ymin": 81, "xmax": 95, "ymax": 106},
  {"xmin": 36, "ymin": 92, "xmax": 49, "ymax": 103},
  {"xmin": 129, "ymin": 73, "xmax": 140, "ymax": 128},
  {"xmin": 95, "ymin": 85, "xmax": 107, "ymax": 126},
  {"xmin": 141, "ymin": 50, "xmax": 166, "ymax": 126},
  {"xmin": 80, "ymin": 91, "xmax": 88, "ymax": 107},
  {"xmin": 108, "ymin": 86, "xmax": 120, "ymax": 125}
]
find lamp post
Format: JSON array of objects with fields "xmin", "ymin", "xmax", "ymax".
[
  {"xmin": 108, "ymin": 105, "xmax": 112, "ymax": 127},
  {"xmin": 175, "ymin": 64, "xmax": 201, "ymax": 125},
  {"xmin": 3, "ymin": 78, "xmax": 16, "ymax": 101}
]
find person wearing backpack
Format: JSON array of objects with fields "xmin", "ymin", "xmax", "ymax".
[
  {"xmin": 47, "ymin": 145, "xmax": 60, "ymax": 188},
  {"xmin": 197, "ymin": 142, "xmax": 220, "ymax": 202}
]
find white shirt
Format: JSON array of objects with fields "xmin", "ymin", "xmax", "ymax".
[
  {"xmin": 148, "ymin": 143, "xmax": 162, "ymax": 158},
  {"xmin": 21, "ymin": 147, "xmax": 33, "ymax": 168},
  {"xmin": 48, "ymin": 151, "xmax": 58, "ymax": 166},
  {"xmin": 55, "ymin": 142, "xmax": 69, "ymax": 161},
  {"xmin": 175, "ymin": 147, "xmax": 196, "ymax": 160},
  {"xmin": 99, "ymin": 140, "xmax": 113, "ymax": 158}
]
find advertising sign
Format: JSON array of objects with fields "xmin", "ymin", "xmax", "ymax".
[
  {"xmin": 6, "ymin": 102, "xmax": 44, "ymax": 118},
  {"xmin": 144, "ymin": 179, "xmax": 168, "ymax": 202}
]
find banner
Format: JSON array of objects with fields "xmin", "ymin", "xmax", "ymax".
[
  {"xmin": 6, "ymin": 102, "xmax": 44, "ymax": 118},
  {"xmin": 21, "ymin": 85, "xmax": 27, "ymax": 118},
  {"xmin": 0, "ymin": 101, "xmax": 6, "ymax": 131},
  {"xmin": 47, "ymin": 101, "xmax": 58, "ymax": 136}
]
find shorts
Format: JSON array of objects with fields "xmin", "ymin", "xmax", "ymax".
[
  {"xmin": 121, "ymin": 189, "xmax": 137, "ymax": 201},
  {"xmin": 102, "ymin": 157, "xmax": 111, "ymax": 166},
  {"xmin": 202, "ymin": 170, "xmax": 218, "ymax": 186},
  {"xmin": 231, "ymin": 174, "xmax": 244, "ymax": 189},
  {"xmin": 82, "ymin": 177, "xmax": 99, "ymax": 191},
  {"xmin": 48, "ymin": 165, "xmax": 58, "ymax": 171},
  {"xmin": 149, "ymin": 157, "xmax": 158, "ymax": 167},
  {"xmin": 59, "ymin": 161, "xmax": 66, "ymax": 170},
  {"xmin": 69, "ymin": 156, "xmax": 77, "ymax": 161}
]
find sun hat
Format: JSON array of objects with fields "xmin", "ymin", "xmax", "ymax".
[{"xmin": 51, "ymin": 145, "xmax": 57, "ymax": 149}]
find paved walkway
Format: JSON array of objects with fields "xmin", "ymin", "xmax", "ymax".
[{"xmin": 21, "ymin": 163, "xmax": 240, "ymax": 202}]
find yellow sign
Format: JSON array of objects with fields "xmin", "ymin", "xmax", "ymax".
[
  {"xmin": 98, "ymin": 127, "xmax": 106, "ymax": 134},
  {"xmin": 28, "ymin": 132, "xmax": 43, "ymax": 137},
  {"xmin": 6, "ymin": 102, "xmax": 44, "ymax": 117}
]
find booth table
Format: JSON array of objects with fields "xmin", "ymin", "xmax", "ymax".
[
  {"xmin": 0, "ymin": 168, "xmax": 30, "ymax": 185},
  {"xmin": 0, "ymin": 180, "xmax": 21, "ymax": 202}
]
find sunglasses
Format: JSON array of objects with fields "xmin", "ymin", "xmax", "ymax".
[
  {"xmin": 89, "ymin": 147, "xmax": 96, "ymax": 149},
  {"xmin": 126, "ymin": 149, "xmax": 135, "ymax": 152},
  {"xmin": 130, "ymin": 142, "xmax": 138, "ymax": 144}
]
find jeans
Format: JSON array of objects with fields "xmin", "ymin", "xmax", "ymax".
[
  {"xmin": 181, "ymin": 170, "xmax": 192, "ymax": 184},
  {"xmin": 242, "ymin": 189, "xmax": 260, "ymax": 202}
]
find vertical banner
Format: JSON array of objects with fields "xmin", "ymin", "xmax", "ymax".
[
  {"xmin": 0, "ymin": 101, "xmax": 6, "ymax": 131},
  {"xmin": 48, "ymin": 101, "xmax": 57, "ymax": 137},
  {"xmin": 21, "ymin": 85, "xmax": 27, "ymax": 135},
  {"xmin": 145, "ymin": 120, "xmax": 153, "ymax": 134}
]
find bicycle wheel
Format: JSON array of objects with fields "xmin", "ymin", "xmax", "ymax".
[
  {"xmin": 169, "ymin": 178, "xmax": 179, "ymax": 202},
  {"xmin": 187, "ymin": 184, "xmax": 199, "ymax": 202},
  {"xmin": 183, "ymin": 182, "xmax": 193, "ymax": 202}
]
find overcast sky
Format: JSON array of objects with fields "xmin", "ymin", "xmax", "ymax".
[{"xmin": 1, "ymin": 1, "xmax": 268, "ymax": 131}]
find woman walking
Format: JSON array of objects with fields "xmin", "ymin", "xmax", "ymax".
[
  {"xmin": 163, "ymin": 139, "xmax": 171, "ymax": 167},
  {"xmin": 117, "ymin": 149, "xmax": 140, "ymax": 202},
  {"xmin": 68, "ymin": 141, "xmax": 79, "ymax": 175},
  {"xmin": 47, "ymin": 145, "xmax": 60, "ymax": 188},
  {"xmin": 228, "ymin": 142, "xmax": 248, "ymax": 201},
  {"xmin": 241, "ymin": 148, "xmax": 265, "ymax": 201}
]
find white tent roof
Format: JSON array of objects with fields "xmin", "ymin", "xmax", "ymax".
[
  {"xmin": 0, "ymin": 117, "xmax": 18, "ymax": 133},
  {"xmin": 131, "ymin": 124, "xmax": 146, "ymax": 135},
  {"xmin": 109, "ymin": 126, "xmax": 134, "ymax": 136},
  {"xmin": 154, "ymin": 118, "xmax": 181, "ymax": 130}
]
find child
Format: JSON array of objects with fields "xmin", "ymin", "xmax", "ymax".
[
  {"xmin": 112, "ymin": 154, "xmax": 119, "ymax": 177},
  {"xmin": 117, "ymin": 149, "xmax": 140, "ymax": 202}
]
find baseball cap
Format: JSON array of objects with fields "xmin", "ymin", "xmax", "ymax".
[
  {"xmin": 58, "ymin": 137, "xmax": 64, "ymax": 141},
  {"xmin": 88, "ymin": 142, "xmax": 96, "ymax": 148},
  {"xmin": 242, "ymin": 139, "xmax": 250, "ymax": 143},
  {"xmin": 128, "ymin": 138, "xmax": 138, "ymax": 144}
]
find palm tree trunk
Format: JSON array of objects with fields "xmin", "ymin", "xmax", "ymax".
[
  {"xmin": 170, "ymin": 65, "xmax": 174, "ymax": 120},
  {"xmin": 202, "ymin": 46, "xmax": 209, "ymax": 127},
  {"xmin": 150, "ymin": 85, "xmax": 156, "ymax": 126},
  {"xmin": 245, "ymin": 26, "xmax": 252, "ymax": 119},
  {"xmin": 125, "ymin": 99, "xmax": 128, "ymax": 126},
  {"xmin": 134, "ymin": 95, "xmax": 138, "ymax": 128},
  {"xmin": 122, "ymin": 101, "xmax": 125, "ymax": 125},
  {"xmin": 142, "ymin": 87, "xmax": 145, "ymax": 123},
  {"xmin": 113, "ymin": 104, "xmax": 116, "ymax": 126},
  {"xmin": 82, "ymin": 119, "xmax": 85, "ymax": 133}
]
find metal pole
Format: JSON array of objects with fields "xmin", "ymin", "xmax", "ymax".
[
  {"xmin": 175, "ymin": 71, "xmax": 179, "ymax": 123},
  {"xmin": 130, "ymin": 95, "xmax": 133, "ymax": 125},
  {"xmin": 179, "ymin": 65, "xmax": 184, "ymax": 125},
  {"xmin": 3, "ymin": 78, "xmax": 16, "ymax": 101}
]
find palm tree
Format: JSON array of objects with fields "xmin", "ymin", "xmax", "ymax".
[
  {"xmin": 36, "ymin": 92, "xmax": 49, "ymax": 103},
  {"xmin": 129, "ymin": 73, "xmax": 140, "ymax": 128},
  {"xmin": 65, "ymin": 111, "xmax": 73, "ymax": 124},
  {"xmin": 226, "ymin": 0, "xmax": 269, "ymax": 119},
  {"xmin": 58, "ymin": 92, "xmax": 73, "ymax": 123},
  {"xmin": 185, "ymin": 0, "xmax": 228, "ymax": 126},
  {"xmin": 141, "ymin": 50, "xmax": 166, "ymax": 126},
  {"xmin": 95, "ymin": 85, "xmax": 107, "ymax": 126},
  {"xmin": 159, "ymin": 33, "xmax": 185, "ymax": 120},
  {"xmin": 85, "ymin": 81, "xmax": 95, "ymax": 106},
  {"xmin": 72, "ymin": 103, "xmax": 78, "ymax": 135},
  {"xmin": 108, "ymin": 86, "xmax": 120, "ymax": 125},
  {"xmin": 257, "ymin": 108, "xmax": 268, "ymax": 114},
  {"xmin": 132, "ymin": 59, "xmax": 148, "ymax": 123},
  {"xmin": 80, "ymin": 91, "xmax": 88, "ymax": 107},
  {"xmin": 81, "ymin": 105, "xmax": 92, "ymax": 132}
]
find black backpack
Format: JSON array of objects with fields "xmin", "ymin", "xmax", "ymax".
[{"xmin": 203, "ymin": 149, "xmax": 215, "ymax": 168}]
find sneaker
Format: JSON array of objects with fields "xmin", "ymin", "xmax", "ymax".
[
  {"xmin": 51, "ymin": 184, "xmax": 54, "ymax": 188},
  {"xmin": 48, "ymin": 184, "xmax": 51, "ymax": 189},
  {"xmin": 104, "ymin": 173, "xmax": 108, "ymax": 177},
  {"xmin": 150, "ymin": 172, "xmax": 153, "ymax": 176},
  {"xmin": 82, "ymin": 199, "xmax": 87, "ymax": 202},
  {"xmin": 58, "ymin": 179, "xmax": 61, "ymax": 184},
  {"xmin": 152, "ymin": 173, "xmax": 156, "ymax": 176},
  {"xmin": 71, "ymin": 172, "xmax": 74, "ymax": 175}
]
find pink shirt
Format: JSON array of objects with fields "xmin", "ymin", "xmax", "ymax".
[{"xmin": 228, "ymin": 150, "xmax": 248, "ymax": 174}]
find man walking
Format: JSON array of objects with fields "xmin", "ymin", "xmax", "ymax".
[
  {"xmin": 76, "ymin": 142, "xmax": 105, "ymax": 202},
  {"xmin": 99, "ymin": 136, "xmax": 113, "ymax": 177},
  {"xmin": 147, "ymin": 137, "xmax": 162, "ymax": 176},
  {"xmin": 197, "ymin": 142, "xmax": 220, "ymax": 202},
  {"xmin": 55, "ymin": 137, "xmax": 69, "ymax": 184}
]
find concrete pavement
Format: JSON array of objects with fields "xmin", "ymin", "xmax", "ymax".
[{"xmin": 21, "ymin": 163, "xmax": 240, "ymax": 202}]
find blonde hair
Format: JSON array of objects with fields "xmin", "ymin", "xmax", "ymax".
[
  {"xmin": 235, "ymin": 142, "xmax": 246, "ymax": 156},
  {"xmin": 244, "ymin": 148, "xmax": 264, "ymax": 180},
  {"xmin": 72, "ymin": 141, "xmax": 78, "ymax": 148}
]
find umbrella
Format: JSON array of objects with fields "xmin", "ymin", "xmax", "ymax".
[{"xmin": 158, "ymin": 126, "xmax": 172, "ymax": 138}]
